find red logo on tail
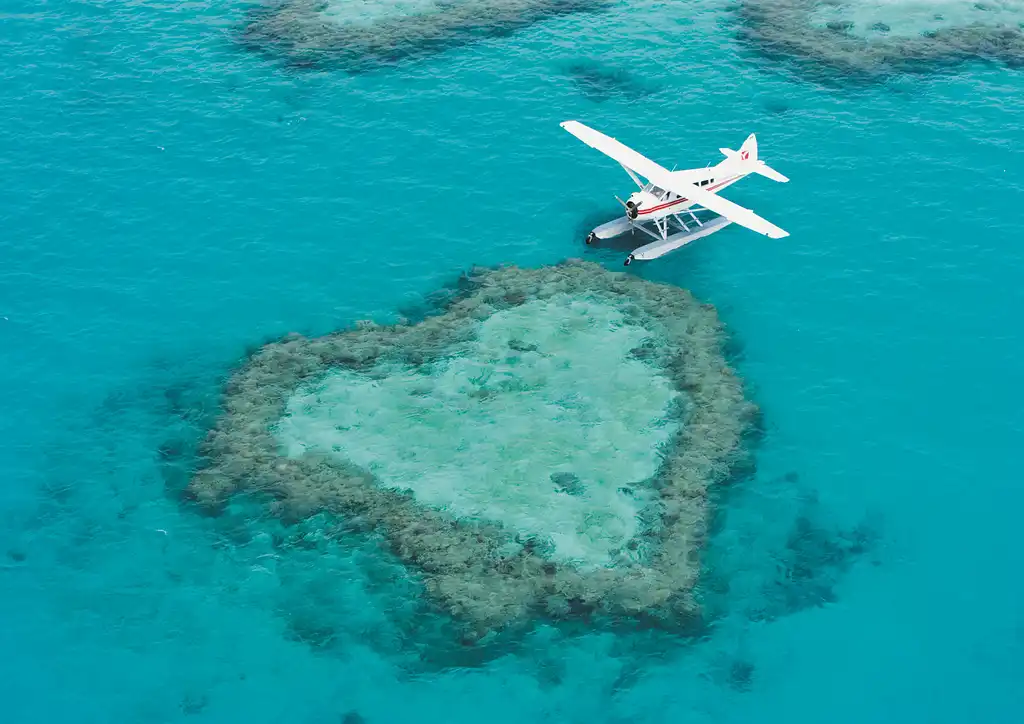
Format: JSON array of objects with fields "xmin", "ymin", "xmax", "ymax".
[{"xmin": 741, "ymin": 150, "xmax": 749, "ymax": 161}]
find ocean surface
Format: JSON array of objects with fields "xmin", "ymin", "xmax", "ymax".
[{"xmin": 2, "ymin": 1, "xmax": 1023, "ymax": 722}]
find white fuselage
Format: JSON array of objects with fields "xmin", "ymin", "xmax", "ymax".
[{"xmin": 625, "ymin": 166, "xmax": 746, "ymax": 222}]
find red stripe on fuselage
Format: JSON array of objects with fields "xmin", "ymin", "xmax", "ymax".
[{"xmin": 636, "ymin": 178, "xmax": 733, "ymax": 216}]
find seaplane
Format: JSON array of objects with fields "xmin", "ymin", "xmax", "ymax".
[{"xmin": 560, "ymin": 120, "xmax": 790, "ymax": 265}]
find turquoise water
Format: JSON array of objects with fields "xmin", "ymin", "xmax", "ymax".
[{"xmin": 2, "ymin": 1, "xmax": 1023, "ymax": 722}]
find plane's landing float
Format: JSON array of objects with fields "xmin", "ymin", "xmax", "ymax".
[{"xmin": 561, "ymin": 120, "xmax": 790, "ymax": 265}]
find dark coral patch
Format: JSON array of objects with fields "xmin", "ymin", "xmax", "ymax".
[{"xmin": 240, "ymin": 0, "xmax": 613, "ymax": 72}]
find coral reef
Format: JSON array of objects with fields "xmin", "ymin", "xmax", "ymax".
[
  {"xmin": 186, "ymin": 260, "xmax": 758, "ymax": 640},
  {"xmin": 734, "ymin": 0, "xmax": 1024, "ymax": 80},
  {"xmin": 748, "ymin": 491, "xmax": 879, "ymax": 622},
  {"xmin": 239, "ymin": 0, "xmax": 611, "ymax": 71}
]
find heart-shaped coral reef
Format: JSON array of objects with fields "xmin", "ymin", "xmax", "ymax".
[{"xmin": 187, "ymin": 260, "xmax": 758, "ymax": 641}]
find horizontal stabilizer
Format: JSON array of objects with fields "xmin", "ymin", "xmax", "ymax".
[{"xmin": 754, "ymin": 161, "xmax": 789, "ymax": 183}]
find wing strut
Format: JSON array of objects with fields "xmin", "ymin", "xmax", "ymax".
[{"xmin": 621, "ymin": 164, "xmax": 644, "ymax": 189}]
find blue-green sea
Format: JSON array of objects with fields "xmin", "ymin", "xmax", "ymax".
[{"xmin": 2, "ymin": 1, "xmax": 1023, "ymax": 722}]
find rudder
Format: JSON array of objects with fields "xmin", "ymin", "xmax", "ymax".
[{"xmin": 738, "ymin": 133, "xmax": 758, "ymax": 163}]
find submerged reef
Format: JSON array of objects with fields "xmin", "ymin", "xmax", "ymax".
[
  {"xmin": 559, "ymin": 59, "xmax": 660, "ymax": 103},
  {"xmin": 240, "ymin": 0, "xmax": 611, "ymax": 70},
  {"xmin": 735, "ymin": 0, "xmax": 1024, "ymax": 80},
  {"xmin": 187, "ymin": 260, "xmax": 759, "ymax": 641}
]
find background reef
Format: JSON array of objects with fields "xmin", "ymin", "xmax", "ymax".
[
  {"xmin": 239, "ymin": 0, "xmax": 1024, "ymax": 80},
  {"xmin": 241, "ymin": 0, "xmax": 613, "ymax": 71},
  {"xmin": 734, "ymin": 0, "xmax": 1024, "ymax": 81}
]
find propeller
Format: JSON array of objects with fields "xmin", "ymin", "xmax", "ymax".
[
  {"xmin": 617, "ymin": 195, "xmax": 639, "ymax": 217},
  {"xmin": 615, "ymin": 195, "xmax": 637, "ymax": 233}
]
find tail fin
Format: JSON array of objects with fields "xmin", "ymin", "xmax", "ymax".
[
  {"xmin": 739, "ymin": 133, "xmax": 757, "ymax": 164},
  {"xmin": 720, "ymin": 133, "xmax": 788, "ymax": 183}
]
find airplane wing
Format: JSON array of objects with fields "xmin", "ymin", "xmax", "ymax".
[
  {"xmin": 560, "ymin": 120, "xmax": 672, "ymax": 183},
  {"xmin": 664, "ymin": 180, "xmax": 789, "ymax": 239},
  {"xmin": 561, "ymin": 120, "xmax": 789, "ymax": 240}
]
